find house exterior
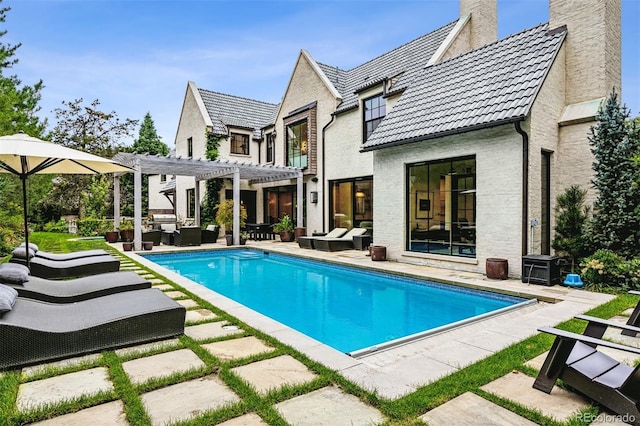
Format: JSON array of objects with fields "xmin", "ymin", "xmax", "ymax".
[{"xmin": 155, "ymin": 0, "xmax": 621, "ymax": 277}]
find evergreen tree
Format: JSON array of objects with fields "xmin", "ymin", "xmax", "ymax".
[
  {"xmin": 586, "ymin": 90, "xmax": 640, "ymax": 258},
  {"xmin": 121, "ymin": 112, "xmax": 170, "ymax": 216},
  {"xmin": 552, "ymin": 185, "xmax": 589, "ymax": 271},
  {"xmin": 131, "ymin": 112, "xmax": 169, "ymax": 155}
]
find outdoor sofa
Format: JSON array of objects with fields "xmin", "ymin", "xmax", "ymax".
[
  {"xmin": 297, "ymin": 227, "xmax": 347, "ymax": 249},
  {"xmin": 0, "ymin": 287, "xmax": 186, "ymax": 370},
  {"xmin": 173, "ymin": 226, "xmax": 202, "ymax": 246},
  {"xmin": 0, "ymin": 263, "xmax": 151, "ymax": 303},
  {"xmin": 533, "ymin": 326, "xmax": 640, "ymax": 423},
  {"xmin": 313, "ymin": 228, "xmax": 369, "ymax": 252}
]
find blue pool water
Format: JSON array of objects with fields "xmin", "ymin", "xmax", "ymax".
[{"xmin": 143, "ymin": 249, "xmax": 528, "ymax": 354}]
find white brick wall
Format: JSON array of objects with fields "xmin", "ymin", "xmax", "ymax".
[{"xmin": 373, "ymin": 124, "xmax": 524, "ymax": 276}]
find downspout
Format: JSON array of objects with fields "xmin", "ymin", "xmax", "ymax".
[
  {"xmin": 515, "ymin": 120, "xmax": 529, "ymax": 257},
  {"xmin": 321, "ymin": 114, "xmax": 336, "ymax": 233}
]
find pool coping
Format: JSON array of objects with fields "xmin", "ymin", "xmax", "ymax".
[{"xmin": 124, "ymin": 242, "xmax": 614, "ymax": 399}]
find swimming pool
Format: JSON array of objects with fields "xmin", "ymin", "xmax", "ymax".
[{"xmin": 143, "ymin": 249, "xmax": 531, "ymax": 355}]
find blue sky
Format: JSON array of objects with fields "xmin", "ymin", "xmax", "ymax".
[{"xmin": 4, "ymin": 0, "xmax": 639, "ymax": 147}]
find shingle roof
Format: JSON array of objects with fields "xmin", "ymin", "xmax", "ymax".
[
  {"xmin": 361, "ymin": 23, "xmax": 566, "ymax": 151},
  {"xmin": 317, "ymin": 21, "xmax": 458, "ymax": 114},
  {"xmin": 198, "ymin": 89, "xmax": 279, "ymax": 139}
]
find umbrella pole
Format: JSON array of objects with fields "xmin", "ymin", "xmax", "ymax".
[{"xmin": 21, "ymin": 176, "xmax": 30, "ymax": 270}]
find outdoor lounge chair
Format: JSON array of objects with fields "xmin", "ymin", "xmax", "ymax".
[
  {"xmin": 1, "ymin": 268, "xmax": 151, "ymax": 303},
  {"xmin": 297, "ymin": 227, "xmax": 347, "ymax": 249},
  {"xmin": 201, "ymin": 225, "xmax": 220, "ymax": 243},
  {"xmin": 142, "ymin": 229, "xmax": 162, "ymax": 246},
  {"xmin": 624, "ymin": 290, "xmax": 640, "ymax": 336},
  {"xmin": 0, "ymin": 288, "xmax": 186, "ymax": 370},
  {"xmin": 10, "ymin": 254, "xmax": 120, "ymax": 280},
  {"xmin": 313, "ymin": 228, "xmax": 368, "ymax": 252},
  {"xmin": 16, "ymin": 243, "xmax": 109, "ymax": 261},
  {"xmin": 173, "ymin": 226, "xmax": 202, "ymax": 246},
  {"xmin": 533, "ymin": 326, "xmax": 640, "ymax": 423}
]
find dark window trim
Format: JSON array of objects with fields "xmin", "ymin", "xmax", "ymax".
[{"xmin": 230, "ymin": 132, "xmax": 250, "ymax": 156}]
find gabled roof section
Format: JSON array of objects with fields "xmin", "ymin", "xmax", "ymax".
[
  {"xmin": 198, "ymin": 89, "xmax": 279, "ymax": 140},
  {"xmin": 362, "ymin": 23, "xmax": 566, "ymax": 151},
  {"xmin": 318, "ymin": 20, "xmax": 458, "ymax": 114}
]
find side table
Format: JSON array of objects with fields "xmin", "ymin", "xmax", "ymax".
[{"xmin": 353, "ymin": 235, "xmax": 372, "ymax": 251}]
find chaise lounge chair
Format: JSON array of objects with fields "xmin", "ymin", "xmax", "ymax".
[
  {"xmin": 623, "ymin": 290, "xmax": 640, "ymax": 336},
  {"xmin": 297, "ymin": 228, "xmax": 347, "ymax": 249},
  {"xmin": 10, "ymin": 254, "xmax": 120, "ymax": 280},
  {"xmin": 533, "ymin": 326, "xmax": 640, "ymax": 423},
  {"xmin": 0, "ymin": 264, "xmax": 151, "ymax": 303},
  {"xmin": 0, "ymin": 287, "xmax": 186, "ymax": 370},
  {"xmin": 15, "ymin": 243, "xmax": 109, "ymax": 261},
  {"xmin": 314, "ymin": 228, "xmax": 368, "ymax": 252}
]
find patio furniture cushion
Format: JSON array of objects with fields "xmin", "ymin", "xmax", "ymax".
[
  {"xmin": 0, "ymin": 284, "xmax": 18, "ymax": 312},
  {"xmin": 12, "ymin": 247, "xmax": 35, "ymax": 260},
  {"xmin": 0, "ymin": 263, "xmax": 30, "ymax": 284},
  {"xmin": 14, "ymin": 246, "xmax": 109, "ymax": 262},
  {"xmin": 160, "ymin": 223, "xmax": 177, "ymax": 232}
]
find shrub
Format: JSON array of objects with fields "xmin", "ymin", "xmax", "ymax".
[
  {"xmin": 43, "ymin": 218, "xmax": 69, "ymax": 233},
  {"xmin": 76, "ymin": 217, "xmax": 110, "ymax": 237},
  {"xmin": 580, "ymin": 249, "xmax": 640, "ymax": 292}
]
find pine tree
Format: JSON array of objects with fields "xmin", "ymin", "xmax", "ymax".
[
  {"xmin": 552, "ymin": 185, "xmax": 589, "ymax": 271},
  {"xmin": 120, "ymin": 112, "xmax": 169, "ymax": 216},
  {"xmin": 587, "ymin": 90, "xmax": 640, "ymax": 258},
  {"xmin": 131, "ymin": 112, "xmax": 169, "ymax": 155}
]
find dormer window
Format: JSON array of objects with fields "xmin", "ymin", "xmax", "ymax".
[
  {"xmin": 231, "ymin": 133, "xmax": 249, "ymax": 155},
  {"xmin": 363, "ymin": 94, "xmax": 386, "ymax": 141}
]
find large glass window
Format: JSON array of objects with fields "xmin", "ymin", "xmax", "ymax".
[
  {"xmin": 231, "ymin": 133, "xmax": 249, "ymax": 155},
  {"xmin": 363, "ymin": 94, "xmax": 386, "ymax": 141},
  {"xmin": 329, "ymin": 177, "xmax": 373, "ymax": 233},
  {"xmin": 286, "ymin": 120, "xmax": 308, "ymax": 168},
  {"xmin": 407, "ymin": 157, "xmax": 476, "ymax": 257}
]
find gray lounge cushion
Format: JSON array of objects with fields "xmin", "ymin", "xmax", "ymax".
[
  {"xmin": 19, "ymin": 243, "xmax": 39, "ymax": 253},
  {"xmin": 0, "ymin": 284, "xmax": 19, "ymax": 312},
  {"xmin": 12, "ymin": 247, "xmax": 35, "ymax": 260},
  {"xmin": 0, "ymin": 263, "xmax": 30, "ymax": 284}
]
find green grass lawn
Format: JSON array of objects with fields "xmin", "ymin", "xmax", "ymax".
[{"xmin": 0, "ymin": 232, "xmax": 636, "ymax": 425}]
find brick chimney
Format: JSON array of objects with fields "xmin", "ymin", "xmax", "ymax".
[
  {"xmin": 460, "ymin": 0, "xmax": 497, "ymax": 50},
  {"xmin": 549, "ymin": 0, "xmax": 621, "ymax": 104}
]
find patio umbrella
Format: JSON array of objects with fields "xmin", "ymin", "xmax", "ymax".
[{"xmin": 0, "ymin": 132, "xmax": 132, "ymax": 267}]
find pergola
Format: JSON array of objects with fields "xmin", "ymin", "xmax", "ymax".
[{"xmin": 113, "ymin": 153, "xmax": 304, "ymax": 249}]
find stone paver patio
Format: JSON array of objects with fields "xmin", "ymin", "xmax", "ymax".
[{"xmin": 3, "ymin": 240, "xmax": 636, "ymax": 425}]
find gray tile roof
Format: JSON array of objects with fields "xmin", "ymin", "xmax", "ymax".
[
  {"xmin": 361, "ymin": 23, "xmax": 566, "ymax": 151},
  {"xmin": 198, "ymin": 89, "xmax": 279, "ymax": 139},
  {"xmin": 317, "ymin": 21, "xmax": 458, "ymax": 114}
]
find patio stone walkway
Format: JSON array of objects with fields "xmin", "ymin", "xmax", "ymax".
[{"xmin": 4, "ymin": 242, "xmax": 638, "ymax": 425}]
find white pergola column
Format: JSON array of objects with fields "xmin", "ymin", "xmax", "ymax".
[
  {"xmin": 297, "ymin": 172, "xmax": 304, "ymax": 228},
  {"xmin": 233, "ymin": 167, "xmax": 241, "ymax": 245},
  {"xmin": 113, "ymin": 175, "xmax": 121, "ymax": 231},
  {"xmin": 134, "ymin": 159, "xmax": 142, "ymax": 251},
  {"xmin": 194, "ymin": 178, "xmax": 201, "ymax": 226}
]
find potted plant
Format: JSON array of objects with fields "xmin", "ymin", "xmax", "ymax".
[
  {"xmin": 215, "ymin": 200, "xmax": 247, "ymax": 246},
  {"xmin": 119, "ymin": 220, "xmax": 135, "ymax": 242},
  {"xmin": 273, "ymin": 214, "xmax": 295, "ymax": 242},
  {"xmin": 105, "ymin": 229, "xmax": 119, "ymax": 243}
]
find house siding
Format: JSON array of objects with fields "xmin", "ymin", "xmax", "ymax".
[
  {"xmin": 277, "ymin": 53, "xmax": 341, "ymax": 233},
  {"xmin": 373, "ymin": 124, "xmax": 523, "ymax": 276}
]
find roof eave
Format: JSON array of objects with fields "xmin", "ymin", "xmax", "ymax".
[{"xmin": 360, "ymin": 116, "xmax": 526, "ymax": 152}]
